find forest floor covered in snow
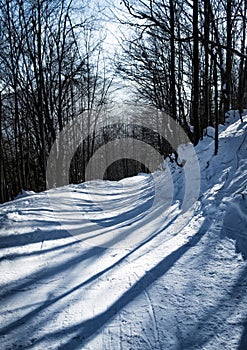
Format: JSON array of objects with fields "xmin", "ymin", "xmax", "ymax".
[{"xmin": 0, "ymin": 111, "xmax": 247, "ymax": 349}]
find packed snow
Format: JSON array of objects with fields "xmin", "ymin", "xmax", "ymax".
[{"xmin": 0, "ymin": 111, "xmax": 247, "ymax": 349}]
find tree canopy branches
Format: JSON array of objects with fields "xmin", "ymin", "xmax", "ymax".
[{"xmin": 116, "ymin": 0, "xmax": 247, "ymax": 146}]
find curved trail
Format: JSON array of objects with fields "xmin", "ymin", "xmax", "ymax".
[{"xmin": 0, "ymin": 113, "xmax": 247, "ymax": 349}]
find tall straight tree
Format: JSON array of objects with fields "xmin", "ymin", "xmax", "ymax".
[
  {"xmin": 213, "ymin": 53, "xmax": 219, "ymax": 155},
  {"xmin": 225, "ymin": 0, "xmax": 233, "ymax": 115},
  {"xmin": 238, "ymin": 0, "xmax": 247, "ymax": 121},
  {"xmin": 192, "ymin": 0, "xmax": 200, "ymax": 145},
  {"xmin": 203, "ymin": 0, "xmax": 211, "ymax": 127},
  {"xmin": 169, "ymin": 0, "xmax": 176, "ymax": 121},
  {"xmin": 0, "ymin": 92, "xmax": 4, "ymax": 201}
]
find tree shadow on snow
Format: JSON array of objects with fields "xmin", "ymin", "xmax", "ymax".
[
  {"xmin": 29, "ymin": 216, "xmax": 212, "ymax": 349},
  {"xmin": 174, "ymin": 263, "xmax": 247, "ymax": 350},
  {"xmin": 238, "ymin": 318, "xmax": 247, "ymax": 350},
  {"xmin": 0, "ymin": 209, "xmax": 178, "ymax": 343}
]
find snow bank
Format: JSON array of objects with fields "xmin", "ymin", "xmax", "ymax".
[
  {"xmin": 14, "ymin": 190, "xmax": 36, "ymax": 200},
  {"xmin": 222, "ymin": 193, "xmax": 247, "ymax": 259}
]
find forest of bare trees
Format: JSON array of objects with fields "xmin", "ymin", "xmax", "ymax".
[
  {"xmin": 116, "ymin": 0, "xmax": 247, "ymax": 144},
  {"xmin": 0, "ymin": 0, "xmax": 113, "ymax": 202},
  {"xmin": 0, "ymin": 0, "xmax": 246, "ymax": 203}
]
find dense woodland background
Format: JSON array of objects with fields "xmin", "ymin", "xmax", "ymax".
[{"xmin": 0, "ymin": 0, "xmax": 246, "ymax": 204}]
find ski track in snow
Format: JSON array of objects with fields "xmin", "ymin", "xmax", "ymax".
[{"xmin": 0, "ymin": 112, "xmax": 247, "ymax": 349}]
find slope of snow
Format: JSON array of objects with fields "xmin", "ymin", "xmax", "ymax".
[{"xmin": 0, "ymin": 112, "xmax": 247, "ymax": 349}]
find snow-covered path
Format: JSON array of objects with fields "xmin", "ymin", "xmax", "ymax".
[{"xmin": 0, "ymin": 113, "xmax": 247, "ymax": 349}]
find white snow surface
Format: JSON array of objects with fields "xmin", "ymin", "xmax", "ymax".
[{"xmin": 0, "ymin": 111, "xmax": 247, "ymax": 349}]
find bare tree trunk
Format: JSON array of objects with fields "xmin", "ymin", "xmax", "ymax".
[
  {"xmin": 238, "ymin": 0, "xmax": 247, "ymax": 123},
  {"xmin": 204, "ymin": 0, "xmax": 210, "ymax": 127},
  {"xmin": 225, "ymin": 0, "xmax": 233, "ymax": 115},
  {"xmin": 192, "ymin": 0, "xmax": 200, "ymax": 145},
  {"xmin": 37, "ymin": 0, "xmax": 46, "ymax": 178},
  {"xmin": 213, "ymin": 54, "xmax": 219, "ymax": 155},
  {"xmin": 169, "ymin": 0, "xmax": 176, "ymax": 121},
  {"xmin": 0, "ymin": 92, "xmax": 5, "ymax": 203}
]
